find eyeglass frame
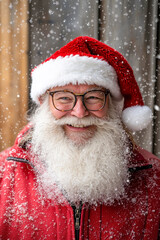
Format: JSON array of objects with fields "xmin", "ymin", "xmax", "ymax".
[{"xmin": 47, "ymin": 89, "xmax": 110, "ymax": 112}]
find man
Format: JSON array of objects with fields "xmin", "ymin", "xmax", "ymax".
[{"xmin": 0, "ymin": 36, "xmax": 159, "ymax": 240}]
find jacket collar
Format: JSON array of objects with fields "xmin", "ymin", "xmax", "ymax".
[{"xmin": 128, "ymin": 146, "xmax": 152, "ymax": 172}]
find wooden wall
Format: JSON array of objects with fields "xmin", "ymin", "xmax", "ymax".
[{"xmin": 0, "ymin": 0, "xmax": 28, "ymax": 151}]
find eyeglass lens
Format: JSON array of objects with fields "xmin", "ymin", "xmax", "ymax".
[{"xmin": 54, "ymin": 91, "xmax": 75, "ymax": 111}]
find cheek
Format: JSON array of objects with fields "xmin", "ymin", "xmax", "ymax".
[
  {"xmin": 91, "ymin": 103, "xmax": 108, "ymax": 118},
  {"xmin": 91, "ymin": 111, "xmax": 107, "ymax": 118},
  {"xmin": 51, "ymin": 109, "xmax": 67, "ymax": 119}
]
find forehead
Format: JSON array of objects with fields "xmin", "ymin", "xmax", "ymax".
[{"xmin": 49, "ymin": 84, "xmax": 105, "ymax": 93}]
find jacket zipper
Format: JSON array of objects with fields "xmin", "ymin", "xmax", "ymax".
[{"xmin": 73, "ymin": 202, "xmax": 82, "ymax": 240}]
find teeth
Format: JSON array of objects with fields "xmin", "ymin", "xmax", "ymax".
[{"xmin": 69, "ymin": 124, "xmax": 87, "ymax": 128}]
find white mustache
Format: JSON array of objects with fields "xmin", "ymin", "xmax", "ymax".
[{"xmin": 53, "ymin": 116, "xmax": 107, "ymax": 127}]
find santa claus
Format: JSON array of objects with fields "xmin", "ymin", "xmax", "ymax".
[{"xmin": 0, "ymin": 36, "xmax": 159, "ymax": 240}]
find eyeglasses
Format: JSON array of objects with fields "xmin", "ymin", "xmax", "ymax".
[{"xmin": 47, "ymin": 89, "xmax": 110, "ymax": 112}]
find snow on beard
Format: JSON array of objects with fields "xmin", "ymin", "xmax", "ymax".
[{"xmin": 31, "ymin": 97, "xmax": 131, "ymax": 205}]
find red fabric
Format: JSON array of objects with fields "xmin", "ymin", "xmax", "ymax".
[
  {"xmin": 0, "ymin": 128, "xmax": 160, "ymax": 239},
  {"xmin": 39, "ymin": 36, "xmax": 144, "ymax": 110}
]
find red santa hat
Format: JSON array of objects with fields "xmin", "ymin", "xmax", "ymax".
[{"xmin": 31, "ymin": 36, "xmax": 152, "ymax": 131}]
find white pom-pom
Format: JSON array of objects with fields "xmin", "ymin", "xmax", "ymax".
[{"xmin": 122, "ymin": 106, "xmax": 152, "ymax": 131}]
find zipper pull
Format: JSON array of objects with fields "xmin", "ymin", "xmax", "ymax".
[{"xmin": 75, "ymin": 207, "xmax": 81, "ymax": 231}]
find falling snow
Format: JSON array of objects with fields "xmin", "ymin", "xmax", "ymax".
[{"xmin": 0, "ymin": 1, "xmax": 160, "ymax": 238}]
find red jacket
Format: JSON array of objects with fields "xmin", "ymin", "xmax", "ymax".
[{"xmin": 0, "ymin": 125, "xmax": 160, "ymax": 240}]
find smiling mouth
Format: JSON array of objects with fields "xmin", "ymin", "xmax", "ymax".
[
  {"xmin": 67, "ymin": 124, "xmax": 90, "ymax": 128},
  {"xmin": 66, "ymin": 124, "xmax": 91, "ymax": 131},
  {"xmin": 64, "ymin": 124, "xmax": 96, "ymax": 141}
]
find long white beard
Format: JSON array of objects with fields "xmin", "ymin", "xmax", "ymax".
[{"xmin": 31, "ymin": 99, "xmax": 131, "ymax": 205}]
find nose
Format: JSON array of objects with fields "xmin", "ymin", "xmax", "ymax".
[{"xmin": 70, "ymin": 97, "xmax": 89, "ymax": 118}]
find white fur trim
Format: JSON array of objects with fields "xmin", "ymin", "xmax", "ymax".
[
  {"xmin": 122, "ymin": 105, "xmax": 152, "ymax": 131},
  {"xmin": 31, "ymin": 55, "xmax": 122, "ymax": 104}
]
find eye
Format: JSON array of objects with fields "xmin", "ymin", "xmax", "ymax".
[
  {"xmin": 54, "ymin": 92, "xmax": 75, "ymax": 104},
  {"xmin": 56, "ymin": 96, "xmax": 73, "ymax": 104},
  {"xmin": 86, "ymin": 96, "xmax": 102, "ymax": 100},
  {"xmin": 57, "ymin": 97, "xmax": 72, "ymax": 100}
]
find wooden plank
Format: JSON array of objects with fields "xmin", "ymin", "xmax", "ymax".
[
  {"xmin": 11, "ymin": 0, "xmax": 28, "ymax": 123},
  {"xmin": 0, "ymin": 0, "xmax": 12, "ymax": 150},
  {"xmin": 153, "ymin": 56, "xmax": 160, "ymax": 157},
  {"xmin": 101, "ymin": 0, "xmax": 158, "ymax": 153},
  {"xmin": 153, "ymin": 4, "xmax": 160, "ymax": 157},
  {"xmin": 0, "ymin": 0, "xmax": 28, "ymax": 151},
  {"xmin": 19, "ymin": 0, "xmax": 28, "ymax": 118}
]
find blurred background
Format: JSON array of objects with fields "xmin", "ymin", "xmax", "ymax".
[{"xmin": 0, "ymin": 0, "xmax": 160, "ymax": 157}]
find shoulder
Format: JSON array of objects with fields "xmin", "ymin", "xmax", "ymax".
[
  {"xmin": 0, "ymin": 148, "xmax": 11, "ymax": 176},
  {"xmin": 0, "ymin": 148, "xmax": 11, "ymax": 160},
  {"xmin": 129, "ymin": 146, "xmax": 160, "ymax": 189},
  {"xmin": 133, "ymin": 147, "xmax": 160, "ymax": 194},
  {"xmin": 136, "ymin": 147, "xmax": 160, "ymax": 170},
  {"xmin": 0, "ymin": 124, "xmax": 33, "ymax": 174}
]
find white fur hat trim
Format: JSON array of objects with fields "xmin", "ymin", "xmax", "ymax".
[
  {"xmin": 31, "ymin": 55, "xmax": 123, "ymax": 104},
  {"xmin": 122, "ymin": 105, "xmax": 152, "ymax": 131}
]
